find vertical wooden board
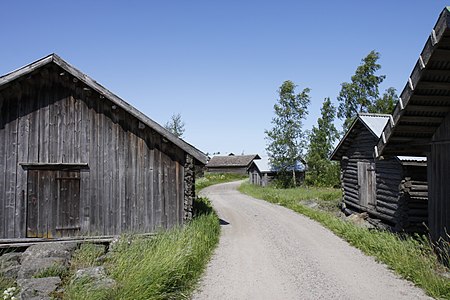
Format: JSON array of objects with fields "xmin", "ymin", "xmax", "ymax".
[
  {"xmin": 74, "ymin": 95, "xmax": 82, "ymax": 163},
  {"xmin": 110, "ymin": 120, "xmax": 119, "ymax": 234},
  {"xmin": 102, "ymin": 106, "xmax": 111, "ymax": 235},
  {"xmin": 0, "ymin": 97, "xmax": 6, "ymax": 237},
  {"xmin": 163, "ymin": 155, "xmax": 169, "ymax": 228},
  {"xmin": 57, "ymin": 92, "xmax": 65, "ymax": 163},
  {"xmin": 26, "ymin": 170, "xmax": 39, "ymax": 237},
  {"xmin": 88, "ymin": 104, "xmax": 98, "ymax": 233},
  {"xmin": 136, "ymin": 138, "xmax": 144, "ymax": 231},
  {"xmin": 118, "ymin": 118, "xmax": 127, "ymax": 233},
  {"xmin": 48, "ymin": 172, "xmax": 57, "ymax": 238},
  {"xmin": 153, "ymin": 150, "xmax": 162, "ymax": 229},
  {"xmin": 15, "ymin": 89, "xmax": 30, "ymax": 237},
  {"xmin": 148, "ymin": 149, "xmax": 155, "ymax": 231},
  {"xmin": 5, "ymin": 98, "xmax": 19, "ymax": 237},
  {"xmin": 79, "ymin": 98, "xmax": 90, "ymax": 233},
  {"xmin": 96, "ymin": 106, "xmax": 105, "ymax": 234},
  {"xmin": 131, "ymin": 133, "xmax": 138, "ymax": 231},
  {"xmin": 168, "ymin": 158, "xmax": 176, "ymax": 227},
  {"xmin": 39, "ymin": 88, "xmax": 50, "ymax": 163},
  {"xmin": 48, "ymin": 91, "xmax": 58, "ymax": 163}
]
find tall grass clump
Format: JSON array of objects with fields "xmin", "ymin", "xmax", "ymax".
[
  {"xmin": 239, "ymin": 182, "xmax": 450, "ymax": 299},
  {"xmin": 107, "ymin": 212, "xmax": 219, "ymax": 299}
]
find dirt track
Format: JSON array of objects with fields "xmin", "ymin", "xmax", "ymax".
[{"xmin": 192, "ymin": 181, "xmax": 431, "ymax": 300}]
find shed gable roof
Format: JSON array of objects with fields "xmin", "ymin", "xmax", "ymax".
[
  {"xmin": 331, "ymin": 113, "xmax": 390, "ymax": 160},
  {"xmin": 0, "ymin": 54, "xmax": 208, "ymax": 165},
  {"xmin": 207, "ymin": 154, "xmax": 261, "ymax": 168},
  {"xmin": 377, "ymin": 7, "xmax": 450, "ymax": 156}
]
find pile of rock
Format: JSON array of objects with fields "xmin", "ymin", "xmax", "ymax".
[{"xmin": 0, "ymin": 242, "xmax": 115, "ymax": 300}]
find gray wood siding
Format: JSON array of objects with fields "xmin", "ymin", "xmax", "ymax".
[
  {"xmin": 429, "ymin": 112, "xmax": 450, "ymax": 242},
  {"xmin": 339, "ymin": 123, "xmax": 427, "ymax": 232},
  {"xmin": 0, "ymin": 67, "xmax": 186, "ymax": 238}
]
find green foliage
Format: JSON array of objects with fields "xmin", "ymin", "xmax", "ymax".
[
  {"xmin": 0, "ymin": 276, "xmax": 16, "ymax": 298},
  {"xmin": 265, "ymin": 80, "xmax": 310, "ymax": 187},
  {"xmin": 164, "ymin": 113, "xmax": 185, "ymax": 138},
  {"xmin": 70, "ymin": 243, "xmax": 106, "ymax": 271},
  {"xmin": 195, "ymin": 172, "xmax": 247, "ymax": 191},
  {"xmin": 306, "ymin": 98, "xmax": 340, "ymax": 187},
  {"xmin": 240, "ymin": 183, "xmax": 450, "ymax": 299},
  {"xmin": 369, "ymin": 87, "xmax": 398, "ymax": 114},
  {"xmin": 337, "ymin": 50, "xmax": 398, "ymax": 131},
  {"xmin": 33, "ymin": 264, "xmax": 68, "ymax": 279}
]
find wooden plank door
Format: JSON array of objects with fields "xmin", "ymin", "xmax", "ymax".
[
  {"xmin": 357, "ymin": 162, "xmax": 376, "ymax": 208},
  {"xmin": 27, "ymin": 170, "xmax": 80, "ymax": 238}
]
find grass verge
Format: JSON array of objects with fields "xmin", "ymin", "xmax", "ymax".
[
  {"xmin": 239, "ymin": 182, "xmax": 450, "ymax": 299},
  {"xmin": 64, "ymin": 173, "xmax": 242, "ymax": 299}
]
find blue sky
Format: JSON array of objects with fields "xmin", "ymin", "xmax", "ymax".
[{"xmin": 1, "ymin": 1, "xmax": 448, "ymax": 156}]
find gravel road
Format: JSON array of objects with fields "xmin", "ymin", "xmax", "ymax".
[{"xmin": 191, "ymin": 181, "xmax": 431, "ymax": 300}]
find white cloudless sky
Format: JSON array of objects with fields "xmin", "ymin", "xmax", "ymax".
[{"xmin": 1, "ymin": 1, "xmax": 449, "ymax": 156}]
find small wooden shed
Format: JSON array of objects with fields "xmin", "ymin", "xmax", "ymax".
[
  {"xmin": 206, "ymin": 154, "xmax": 261, "ymax": 175},
  {"xmin": 247, "ymin": 157, "xmax": 305, "ymax": 187},
  {"xmin": 331, "ymin": 113, "xmax": 427, "ymax": 233},
  {"xmin": 0, "ymin": 54, "xmax": 207, "ymax": 239},
  {"xmin": 377, "ymin": 7, "xmax": 450, "ymax": 242}
]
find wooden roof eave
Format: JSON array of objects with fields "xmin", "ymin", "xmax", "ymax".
[
  {"xmin": 0, "ymin": 54, "xmax": 208, "ymax": 165},
  {"xmin": 377, "ymin": 7, "xmax": 450, "ymax": 157}
]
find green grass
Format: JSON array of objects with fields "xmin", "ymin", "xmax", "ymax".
[
  {"xmin": 0, "ymin": 276, "xmax": 16, "ymax": 297},
  {"xmin": 64, "ymin": 172, "xmax": 244, "ymax": 299},
  {"xmin": 239, "ymin": 182, "xmax": 450, "ymax": 299},
  {"xmin": 195, "ymin": 172, "xmax": 247, "ymax": 191}
]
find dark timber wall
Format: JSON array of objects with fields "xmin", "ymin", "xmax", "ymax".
[
  {"xmin": 339, "ymin": 123, "xmax": 427, "ymax": 233},
  {"xmin": 429, "ymin": 112, "xmax": 450, "ymax": 242},
  {"xmin": 0, "ymin": 63, "xmax": 192, "ymax": 238}
]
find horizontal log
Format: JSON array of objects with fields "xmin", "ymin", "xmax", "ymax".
[
  {"xmin": 345, "ymin": 201, "xmax": 396, "ymax": 223},
  {"xmin": 376, "ymin": 200, "xmax": 398, "ymax": 210}
]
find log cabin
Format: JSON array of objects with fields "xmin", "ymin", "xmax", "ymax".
[
  {"xmin": 0, "ymin": 54, "xmax": 207, "ymax": 239},
  {"xmin": 377, "ymin": 7, "xmax": 450, "ymax": 243},
  {"xmin": 331, "ymin": 113, "xmax": 427, "ymax": 233}
]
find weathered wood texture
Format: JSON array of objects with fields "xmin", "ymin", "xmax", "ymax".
[
  {"xmin": 339, "ymin": 122, "xmax": 427, "ymax": 233},
  {"xmin": 0, "ymin": 64, "xmax": 189, "ymax": 238},
  {"xmin": 429, "ymin": 112, "xmax": 450, "ymax": 242}
]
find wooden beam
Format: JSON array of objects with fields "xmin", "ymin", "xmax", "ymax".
[
  {"xmin": 429, "ymin": 48, "xmax": 450, "ymax": 61},
  {"xmin": 417, "ymin": 81, "xmax": 450, "ymax": 90},
  {"xmin": 410, "ymin": 94, "xmax": 450, "ymax": 103},
  {"xmin": 399, "ymin": 115, "xmax": 444, "ymax": 124},
  {"xmin": 405, "ymin": 105, "xmax": 450, "ymax": 113},
  {"xmin": 395, "ymin": 125, "xmax": 439, "ymax": 134}
]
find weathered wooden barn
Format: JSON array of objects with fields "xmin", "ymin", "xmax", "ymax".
[
  {"xmin": 0, "ymin": 54, "xmax": 207, "ymax": 239},
  {"xmin": 331, "ymin": 113, "xmax": 428, "ymax": 233},
  {"xmin": 206, "ymin": 154, "xmax": 261, "ymax": 174},
  {"xmin": 377, "ymin": 7, "xmax": 450, "ymax": 242},
  {"xmin": 247, "ymin": 157, "xmax": 305, "ymax": 187}
]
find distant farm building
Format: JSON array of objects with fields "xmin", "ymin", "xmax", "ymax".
[
  {"xmin": 0, "ymin": 54, "xmax": 207, "ymax": 239},
  {"xmin": 206, "ymin": 154, "xmax": 261, "ymax": 174},
  {"xmin": 331, "ymin": 113, "xmax": 427, "ymax": 233},
  {"xmin": 247, "ymin": 157, "xmax": 306, "ymax": 187},
  {"xmin": 377, "ymin": 7, "xmax": 450, "ymax": 242}
]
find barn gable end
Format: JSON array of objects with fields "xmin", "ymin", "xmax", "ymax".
[{"xmin": 0, "ymin": 54, "xmax": 207, "ymax": 239}]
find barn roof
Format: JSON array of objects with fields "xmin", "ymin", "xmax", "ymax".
[
  {"xmin": 0, "ymin": 54, "xmax": 208, "ymax": 165},
  {"xmin": 207, "ymin": 154, "xmax": 261, "ymax": 168},
  {"xmin": 331, "ymin": 113, "xmax": 426, "ymax": 164},
  {"xmin": 377, "ymin": 7, "xmax": 450, "ymax": 157},
  {"xmin": 331, "ymin": 113, "xmax": 390, "ymax": 160}
]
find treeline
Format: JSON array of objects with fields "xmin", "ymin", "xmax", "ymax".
[{"xmin": 266, "ymin": 50, "xmax": 397, "ymax": 188}]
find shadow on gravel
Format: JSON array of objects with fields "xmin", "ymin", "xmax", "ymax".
[{"xmin": 219, "ymin": 219, "xmax": 230, "ymax": 226}]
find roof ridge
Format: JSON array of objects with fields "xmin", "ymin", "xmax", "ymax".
[{"xmin": 358, "ymin": 112, "xmax": 391, "ymax": 118}]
